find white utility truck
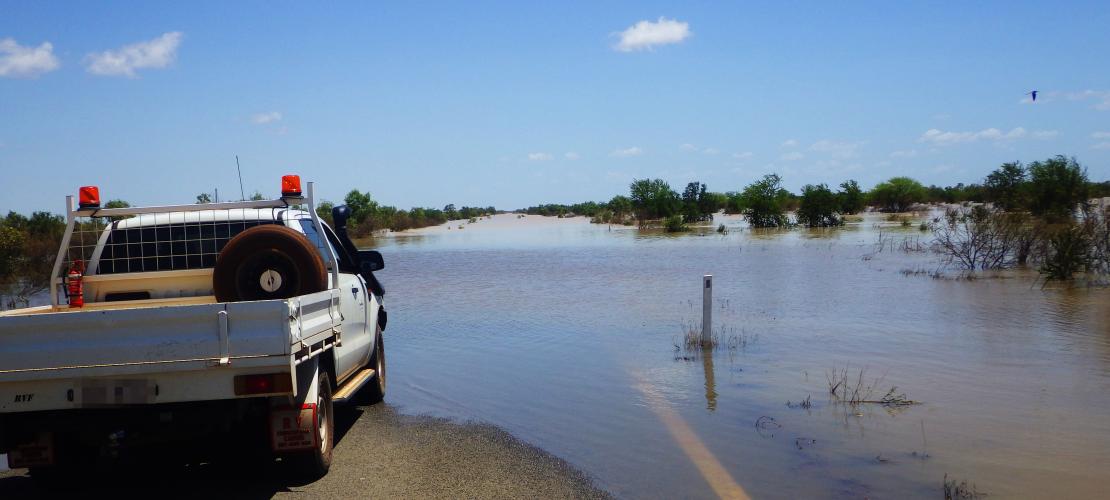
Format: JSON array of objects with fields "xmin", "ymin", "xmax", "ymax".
[{"xmin": 0, "ymin": 175, "xmax": 387, "ymax": 479}]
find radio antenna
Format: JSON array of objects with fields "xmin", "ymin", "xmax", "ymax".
[{"xmin": 235, "ymin": 155, "xmax": 246, "ymax": 201}]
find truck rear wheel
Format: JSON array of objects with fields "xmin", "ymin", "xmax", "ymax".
[
  {"xmin": 213, "ymin": 224, "xmax": 327, "ymax": 302},
  {"xmin": 289, "ymin": 370, "xmax": 334, "ymax": 479}
]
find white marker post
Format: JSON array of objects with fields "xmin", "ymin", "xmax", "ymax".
[{"xmin": 702, "ymin": 275, "xmax": 713, "ymax": 346}]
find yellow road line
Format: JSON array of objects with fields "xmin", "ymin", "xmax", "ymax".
[{"xmin": 629, "ymin": 371, "xmax": 751, "ymax": 500}]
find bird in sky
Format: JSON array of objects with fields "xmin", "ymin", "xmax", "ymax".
[{"xmin": 1027, "ymin": 90, "xmax": 1038, "ymax": 102}]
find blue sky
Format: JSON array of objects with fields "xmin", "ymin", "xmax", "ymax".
[{"xmin": 1, "ymin": 2, "xmax": 1109, "ymax": 213}]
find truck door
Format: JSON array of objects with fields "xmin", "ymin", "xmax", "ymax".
[{"xmin": 297, "ymin": 220, "xmax": 372, "ymax": 381}]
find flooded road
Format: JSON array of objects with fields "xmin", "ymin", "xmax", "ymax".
[{"xmin": 370, "ymin": 213, "xmax": 1110, "ymax": 499}]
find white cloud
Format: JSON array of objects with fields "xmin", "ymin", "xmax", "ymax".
[
  {"xmin": 1093, "ymin": 142, "xmax": 1110, "ymax": 150},
  {"xmin": 780, "ymin": 151, "xmax": 804, "ymax": 161},
  {"xmin": 680, "ymin": 143, "xmax": 719, "ymax": 155},
  {"xmin": 527, "ymin": 152, "xmax": 553, "ymax": 161},
  {"xmin": 614, "ymin": 17, "xmax": 691, "ymax": 52},
  {"xmin": 0, "ymin": 38, "xmax": 60, "ymax": 78},
  {"xmin": 1092, "ymin": 132, "xmax": 1110, "ymax": 139},
  {"xmin": 610, "ymin": 146, "xmax": 642, "ymax": 157},
  {"xmin": 889, "ymin": 149, "xmax": 918, "ymax": 158},
  {"xmin": 85, "ymin": 32, "xmax": 183, "ymax": 77},
  {"xmin": 251, "ymin": 111, "xmax": 282, "ymax": 124},
  {"xmin": 919, "ymin": 127, "xmax": 1056, "ymax": 145},
  {"xmin": 564, "ymin": 152, "xmax": 580, "ymax": 160},
  {"xmin": 781, "ymin": 139, "xmax": 799, "ymax": 148},
  {"xmin": 809, "ymin": 139, "xmax": 861, "ymax": 159},
  {"xmin": 732, "ymin": 151, "xmax": 753, "ymax": 160},
  {"xmin": 1021, "ymin": 90, "xmax": 1110, "ymax": 111},
  {"xmin": 1064, "ymin": 90, "xmax": 1110, "ymax": 111}
]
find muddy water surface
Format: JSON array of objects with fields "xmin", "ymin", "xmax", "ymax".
[{"xmin": 369, "ymin": 213, "xmax": 1110, "ymax": 499}]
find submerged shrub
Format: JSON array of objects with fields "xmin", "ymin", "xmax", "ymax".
[
  {"xmin": 739, "ymin": 174, "xmax": 792, "ymax": 228},
  {"xmin": 796, "ymin": 184, "xmax": 844, "ymax": 227},
  {"xmin": 1040, "ymin": 223, "xmax": 1090, "ymax": 280},
  {"xmin": 664, "ymin": 215, "xmax": 689, "ymax": 232},
  {"xmin": 932, "ymin": 206, "xmax": 1032, "ymax": 270},
  {"xmin": 838, "ymin": 179, "xmax": 866, "ymax": 215},
  {"xmin": 870, "ymin": 176, "xmax": 926, "ymax": 212},
  {"xmin": 1027, "ymin": 155, "xmax": 1089, "ymax": 221}
]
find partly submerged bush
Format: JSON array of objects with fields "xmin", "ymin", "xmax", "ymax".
[
  {"xmin": 1040, "ymin": 223, "xmax": 1091, "ymax": 280},
  {"xmin": 664, "ymin": 215, "xmax": 689, "ymax": 232},
  {"xmin": 796, "ymin": 184, "xmax": 844, "ymax": 227},
  {"xmin": 870, "ymin": 176, "xmax": 926, "ymax": 212},
  {"xmin": 738, "ymin": 174, "xmax": 792, "ymax": 228},
  {"xmin": 932, "ymin": 206, "xmax": 1033, "ymax": 270}
]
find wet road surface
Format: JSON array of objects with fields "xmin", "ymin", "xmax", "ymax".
[{"xmin": 0, "ymin": 403, "xmax": 609, "ymax": 499}]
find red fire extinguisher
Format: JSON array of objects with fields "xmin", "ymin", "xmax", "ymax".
[{"xmin": 67, "ymin": 260, "xmax": 84, "ymax": 308}]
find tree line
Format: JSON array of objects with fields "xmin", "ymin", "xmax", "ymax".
[
  {"xmin": 315, "ymin": 190, "xmax": 496, "ymax": 238},
  {"xmin": 523, "ymin": 155, "xmax": 1104, "ymax": 231}
]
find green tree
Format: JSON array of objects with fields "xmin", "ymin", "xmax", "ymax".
[
  {"xmin": 796, "ymin": 184, "xmax": 844, "ymax": 227},
  {"xmin": 629, "ymin": 178, "xmax": 680, "ymax": 220},
  {"xmin": 249, "ymin": 191, "xmax": 266, "ymax": 201},
  {"xmin": 103, "ymin": 199, "xmax": 132, "ymax": 222},
  {"xmin": 837, "ymin": 180, "xmax": 865, "ymax": 215},
  {"xmin": 316, "ymin": 200, "xmax": 335, "ymax": 226},
  {"xmin": 443, "ymin": 204, "xmax": 459, "ymax": 220},
  {"xmin": 870, "ymin": 177, "xmax": 926, "ymax": 212},
  {"xmin": 608, "ymin": 195, "xmax": 632, "ymax": 221},
  {"xmin": 0, "ymin": 225, "xmax": 24, "ymax": 283},
  {"xmin": 0, "ymin": 211, "xmax": 64, "ymax": 309},
  {"xmin": 344, "ymin": 190, "xmax": 379, "ymax": 225},
  {"xmin": 195, "ymin": 193, "xmax": 212, "ymax": 204},
  {"xmin": 702, "ymin": 192, "xmax": 728, "ymax": 215},
  {"xmin": 681, "ymin": 181, "xmax": 714, "ymax": 222},
  {"xmin": 739, "ymin": 174, "xmax": 791, "ymax": 228},
  {"xmin": 1027, "ymin": 155, "xmax": 1089, "ymax": 220},
  {"xmin": 723, "ymin": 191, "xmax": 744, "ymax": 214},
  {"xmin": 984, "ymin": 162, "xmax": 1028, "ymax": 211}
]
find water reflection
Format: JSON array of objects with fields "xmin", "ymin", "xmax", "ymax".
[{"xmin": 701, "ymin": 346, "xmax": 717, "ymax": 411}]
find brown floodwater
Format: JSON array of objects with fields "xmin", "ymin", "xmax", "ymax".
[{"xmin": 370, "ymin": 213, "xmax": 1110, "ymax": 499}]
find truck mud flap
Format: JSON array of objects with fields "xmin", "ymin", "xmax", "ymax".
[
  {"xmin": 270, "ymin": 358, "xmax": 321, "ymax": 453},
  {"xmin": 8, "ymin": 431, "xmax": 54, "ymax": 468},
  {"xmin": 269, "ymin": 404, "xmax": 317, "ymax": 452}
]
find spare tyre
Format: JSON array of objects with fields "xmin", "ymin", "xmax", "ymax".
[{"xmin": 213, "ymin": 224, "xmax": 328, "ymax": 302}]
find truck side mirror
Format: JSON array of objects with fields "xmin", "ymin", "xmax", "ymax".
[
  {"xmin": 332, "ymin": 205, "xmax": 351, "ymax": 230},
  {"xmin": 358, "ymin": 250, "xmax": 384, "ymax": 272}
]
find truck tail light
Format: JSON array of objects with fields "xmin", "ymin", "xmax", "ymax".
[
  {"xmin": 281, "ymin": 175, "xmax": 302, "ymax": 197},
  {"xmin": 235, "ymin": 373, "xmax": 293, "ymax": 396},
  {"xmin": 79, "ymin": 186, "xmax": 101, "ymax": 208}
]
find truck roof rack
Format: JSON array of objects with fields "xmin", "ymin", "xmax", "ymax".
[{"xmin": 50, "ymin": 178, "xmax": 338, "ymax": 306}]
